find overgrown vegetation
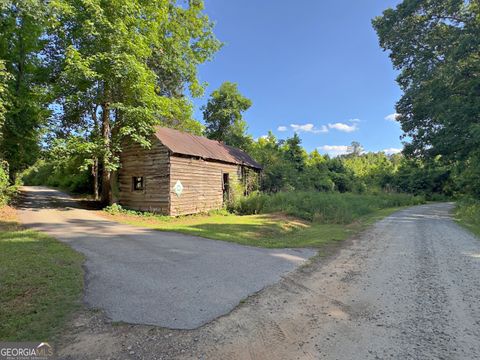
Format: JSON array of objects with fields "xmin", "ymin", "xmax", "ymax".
[
  {"xmin": 232, "ymin": 191, "xmax": 424, "ymax": 223},
  {"xmin": 0, "ymin": 206, "xmax": 84, "ymax": 341},
  {"xmin": 456, "ymin": 198, "xmax": 480, "ymax": 238},
  {"xmin": 0, "ymin": 161, "xmax": 18, "ymax": 205}
]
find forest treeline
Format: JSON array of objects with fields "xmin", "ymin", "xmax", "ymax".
[{"xmin": 1, "ymin": 0, "xmax": 479, "ymax": 212}]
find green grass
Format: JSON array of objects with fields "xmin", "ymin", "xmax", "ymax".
[
  {"xmin": 101, "ymin": 206, "xmax": 407, "ymax": 249},
  {"xmin": 0, "ymin": 206, "xmax": 84, "ymax": 341},
  {"xmin": 455, "ymin": 198, "xmax": 480, "ymax": 238}
]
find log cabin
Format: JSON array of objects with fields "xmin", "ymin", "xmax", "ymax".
[{"xmin": 117, "ymin": 126, "xmax": 262, "ymax": 216}]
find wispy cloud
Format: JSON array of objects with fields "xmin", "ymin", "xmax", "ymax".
[
  {"xmin": 328, "ymin": 122, "xmax": 358, "ymax": 133},
  {"xmin": 349, "ymin": 118, "xmax": 361, "ymax": 123},
  {"xmin": 382, "ymin": 147, "xmax": 402, "ymax": 155},
  {"xmin": 277, "ymin": 125, "xmax": 288, "ymax": 132},
  {"xmin": 290, "ymin": 123, "xmax": 328, "ymax": 134},
  {"xmin": 318, "ymin": 145, "xmax": 350, "ymax": 157},
  {"xmin": 385, "ymin": 113, "xmax": 401, "ymax": 122}
]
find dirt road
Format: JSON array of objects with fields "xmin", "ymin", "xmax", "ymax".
[{"xmin": 57, "ymin": 202, "xmax": 480, "ymax": 359}]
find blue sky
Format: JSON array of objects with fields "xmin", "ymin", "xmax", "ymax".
[{"xmin": 191, "ymin": 0, "xmax": 403, "ymax": 156}]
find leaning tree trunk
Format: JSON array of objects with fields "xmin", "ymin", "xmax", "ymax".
[{"xmin": 100, "ymin": 102, "xmax": 112, "ymax": 205}]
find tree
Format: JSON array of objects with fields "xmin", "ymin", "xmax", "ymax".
[
  {"xmin": 49, "ymin": 0, "xmax": 221, "ymax": 203},
  {"xmin": 348, "ymin": 141, "xmax": 363, "ymax": 156},
  {"xmin": 372, "ymin": 0, "xmax": 480, "ymax": 161},
  {"xmin": 203, "ymin": 81, "xmax": 252, "ymax": 149},
  {"xmin": 0, "ymin": 0, "xmax": 51, "ymax": 179},
  {"xmin": 283, "ymin": 133, "xmax": 307, "ymax": 172}
]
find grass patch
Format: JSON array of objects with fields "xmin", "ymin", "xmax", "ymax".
[
  {"xmin": 100, "ymin": 206, "xmax": 407, "ymax": 249},
  {"xmin": 0, "ymin": 206, "xmax": 84, "ymax": 341},
  {"xmin": 455, "ymin": 198, "xmax": 480, "ymax": 238}
]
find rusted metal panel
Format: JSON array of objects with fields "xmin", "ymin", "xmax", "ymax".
[{"xmin": 154, "ymin": 127, "xmax": 262, "ymax": 170}]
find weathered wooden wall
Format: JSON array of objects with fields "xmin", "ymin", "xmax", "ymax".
[
  {"xmin": 169, "ymin": 155, "xmax": 241, "ymax": 216},
  {"xmin": 118, "ymin": 140, "xmax": 170, "ymax": 214}
]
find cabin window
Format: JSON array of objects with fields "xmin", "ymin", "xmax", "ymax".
[{"xmin": 132, "ymin": 176, "xmax": 144, "ymax": 191}]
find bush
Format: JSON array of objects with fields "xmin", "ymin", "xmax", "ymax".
[
  {"xmin": 233, "ymin": 191, "xmax": 425, "ymax": 224},
  {"xmin": 456, "ymin": 197, "xmax": 480, "ymax": 234},
  {"xmin": 0, "ymin": 161, "xmax": 17, "ymax": 205}
]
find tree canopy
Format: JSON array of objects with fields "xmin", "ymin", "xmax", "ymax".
[
  {"xmin": 373, "ymin": 0, "xmax": 480, "ymax": 161},
  {"xmin": 0, "ymin": 0, "xmax": 51, "ymax": 178},
  {"xmin": 48, "ymin": 0, "xmax": 221, "ymax": 202},
  {"xmin": 203, "ymin": 81, "xmax": 253, "ymax": 150}
]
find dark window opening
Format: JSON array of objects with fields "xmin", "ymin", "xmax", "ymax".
[
  {"xmin": 132, "ymin": 176, "xmax": 144, "ymax": 191},
  {"xmin": 222, "ymin": 173, "xmax": 230, "ymax": 203}
]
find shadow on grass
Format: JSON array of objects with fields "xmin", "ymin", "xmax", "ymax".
[{"xmin": 0, "ymin": 219, "xmax": 84, "ymax": 342}]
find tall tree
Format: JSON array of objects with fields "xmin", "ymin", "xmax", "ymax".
[
  {"xmin": 373, "ymin": 0, "xmax": 480, "ymax": 160},
  {"xmin": 283, "ymin": 133, "xmax": 306, "ymax": 172},
  {"xmin": 0, "ymin": 0, "xmax": 51, "ymax": 179},
  {"xmin": 203, "ymin": 81, "xmax": 252, "ymax": 150},
  {"xmin": 49, "ymin": 0, "xmax": 221, "ymax": 203}
]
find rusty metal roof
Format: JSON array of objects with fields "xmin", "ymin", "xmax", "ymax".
[{"xmin": 154, "ymin": 127, "xmax": 262, "ymax": 169}]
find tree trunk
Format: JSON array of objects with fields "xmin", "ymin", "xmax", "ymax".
[
  {"xmin": 100, "ymin": 102, "xmax": 111, "ymax": 205},
  {"xmin": 92, "ymin": 157, "xmax": 99, "ymax": 201}
]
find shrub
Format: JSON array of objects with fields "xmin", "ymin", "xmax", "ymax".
[
  {"xmin": 233, "ymin": 191, "xmax": 425, "ymax": 224},
  {"xmin": 0, "ymin": 161, "xmax": 17, "ymax": 205},
  {"xmin": 456, "ymin": 198, "xmax": 480, "ymax": 231}
]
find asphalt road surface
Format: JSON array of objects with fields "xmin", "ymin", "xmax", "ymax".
[{"xmin": 17, "ymin": 186, "xmax": 315, "ymax": 329}]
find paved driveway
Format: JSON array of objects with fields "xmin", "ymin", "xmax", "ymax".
[{"xmin": 18, "ymin": 186, "xmax": 315, "ymax": 329}]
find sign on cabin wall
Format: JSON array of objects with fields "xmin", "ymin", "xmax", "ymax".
[{"xmin": 173, "ymin": 180, "xmax": 184, "ymax": 197}]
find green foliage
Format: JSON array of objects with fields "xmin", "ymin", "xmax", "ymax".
[
  {"xmin": 454, "ymin": 152, "xmax": 480, "ymax": 199},
  {"xmin": 0, "ymin": 0, "xmax": 51, "ymax": 177},
  {"xmin": 455, "ymin": 198, "xmax": 480, "ymax": 237},
  {"xmin": 0, "ymin": 61, "xmax": 10, "ymax": 140},
  {"xmin": 372, "ymin": 1, "xmax": 480, "ymax": 201},
  {"xmin": 0, "ymin": 161, "xmax": 18, "ymax": 205},
  {"xmin": 372, "ymin": 0, "xmax": 480, "ymax": 161},
  {"xmin": 0, "ymin": 161, "xmax": 10, "ymax": 205},
  {"xmin": 203, "ymin": 82, "xmax": 253, "ymax": 150},
  {"xmin": 233, "ymin": 191, "xmax": 425, "ymax": 223},
  {"xmin": 50, "ymin": 0, "xmax": 221, "ymax": 139},
  {"xmin": 22, "ymin": 148, "xmax": 92, "ymax": 194}
]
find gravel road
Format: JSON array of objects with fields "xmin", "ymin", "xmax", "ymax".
[
  {"xmin": 56, "ymin": 202, "xmax": 480, "ymax": 359},
  {"xmin": 186, "ymin": 202, "xmax": 480, "ymax": 360}
]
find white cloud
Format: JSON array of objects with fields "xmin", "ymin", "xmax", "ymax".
[
  {"xmin": 254, "ymin": 135, "xmax": 269, "ymax": 141},
  {"xmin": 385, "ymin": 113, "xmax": 401, "ymax": 122},
  {"xmin": 290, "ymin": 123, "xmax": 328, "ymax": 134},
  {"xmin": 382, "ymin": 147, "xmax": 402, "ymax": 155},
  {"xmin": 277, "ymin": 125, "xmax": 288, "ymax": 132},
  {"xmin": 349, "ymin": 118, "xmax": 361, "ymax": 123},
  {"xmin": 318, "ymin": 145, "xmax": 350, "ymax": 157},
  {"xmin": 328, "ymin": 122, "xmax": 358, "ymax": 133}
]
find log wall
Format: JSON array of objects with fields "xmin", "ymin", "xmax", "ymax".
[
  {"xmin": 169, "ymin": 155, "xmax": 241, "ymax": 216},
  {"xmin": 118, "ymin": 140, "xmax": 170, "ymax": 214}
]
